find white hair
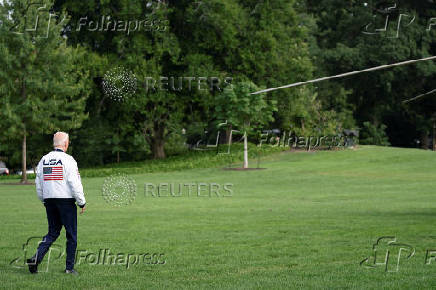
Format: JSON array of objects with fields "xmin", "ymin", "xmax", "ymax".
[{"xmin": 53, "ymin": 132, "xmax": 69, "ymax": 147}]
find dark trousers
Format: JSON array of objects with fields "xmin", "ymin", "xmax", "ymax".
[{"xmin": 34, "ymin": 198, "xmax": 77, "ymax": 270}]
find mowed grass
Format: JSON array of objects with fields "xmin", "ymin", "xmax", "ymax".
[{"xmin": 1, "ymin": 146, "xmax": 436, "ymax": 289}]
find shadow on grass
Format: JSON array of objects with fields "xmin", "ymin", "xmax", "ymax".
[
  {"xmin": 222, "ymin": 168, "xmax": 267, "ymax": 171},
  {"xmin": 359, "ymin": 208, "xmax": 436, "ymax": 217}
]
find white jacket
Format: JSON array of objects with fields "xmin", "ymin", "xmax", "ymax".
[{"xmin": 35, "ymin": 149, "xmax": 86, "ymax": 207}]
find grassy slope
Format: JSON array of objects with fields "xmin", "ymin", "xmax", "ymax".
[
  {"xmin": 0, "ymin": 146, "xmax": 436, "ymax": 289},
  {"xmin": 0, "ymin": 144, "xmax": 286, "ymax": 180}
]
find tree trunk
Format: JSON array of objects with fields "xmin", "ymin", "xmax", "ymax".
[
  {"xmin": 21, "ymin": 131, "xmax": 27, "ymax": 184},
  {"xmin": 225, "ymin": 124, "xmax": 233, "ymax": 145},
  {"xmin": 433, "ymin": 120, "xmax": 436, "ymax": 151},
  {"xmin": 243, "ymin": 131, "xmax": 248, "ymax": 169},
  {"xmin": 152, "ymin": 140, "xmax": 165, "ymax": 159},
  {"xmin": 420, "ymin": 131, "xmax": 429, "ymax": 150},
  {"xmin": 117, "ymin": 151, "xmax": 120, "ymax": 163},
  {"xmin": 21, "ymin": 78, "xmax": 28, "ymax": 184},
  {"xmin": 152, "ymin": 124, "xmax": 166, "ymax": 159}
]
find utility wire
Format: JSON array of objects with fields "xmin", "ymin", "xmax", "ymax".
[{"xmin": 251, "ymin": 55, "xmax": 436, "ymax": 95}]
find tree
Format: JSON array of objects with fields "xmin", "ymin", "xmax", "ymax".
[
  {"xmin": 0, "ymin": 0, "xmax": 90, "ymax": 182},
  {"xmin": 174, "ymin": 0, "xmax": 319, "ymax": 132},
  {"xmin": 215, "ymin": 81, "xmax": 276, "ymax": 168},
  {"xmin": 305, "ymin": 0, "xmax": 436, "ymax": 147},
  {"xmin": 122, "ymin": 5, "xmax": 183, "ymax": 160}
]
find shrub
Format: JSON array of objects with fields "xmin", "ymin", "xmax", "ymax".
[{"xmin": 359, "ymin": 122, "xmax": 390, "ymax": 146}]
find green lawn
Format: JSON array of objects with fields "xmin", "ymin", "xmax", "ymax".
[{"xmin": 1, "ymin": 146, "xmax": 436, "ymax": 289}]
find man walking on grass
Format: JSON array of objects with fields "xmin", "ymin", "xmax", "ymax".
[{"xmin": 27, "ymin": 132, "xmax": 86, "ymax": 275}]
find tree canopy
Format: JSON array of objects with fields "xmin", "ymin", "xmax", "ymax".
[{"xmin": 1, "ymin": 0, "xmax": 435, "ymax": 172}]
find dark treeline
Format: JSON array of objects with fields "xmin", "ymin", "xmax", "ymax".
[{"xmin": 0, "ymin": 0, "xmax": 435, "ymax": 173}]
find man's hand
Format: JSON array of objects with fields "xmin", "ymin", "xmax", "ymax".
[{"xmin": 80, "ymin": 206, "xmax": 86, "ymax": 215}]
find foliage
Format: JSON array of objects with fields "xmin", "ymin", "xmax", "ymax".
[
  {"xmin": 1, "ymin": 0, "xmax": 435, "ymax": 171},
  {"xmin": 359, "ymin": 121, "xmax": 390, "ymax": 146},
  {"xmin": 305, "ymin": 0, "xmax": 436, "ymax": 146},
  {"xmin": 214, "ymin": 81, "xmax": 276, "ymax": 132},
  {"xmin": 0, "ymin": 0, "xmax": 91, "ymax": 181}
]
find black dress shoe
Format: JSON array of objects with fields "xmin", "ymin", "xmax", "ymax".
[
  {"xmin": 65, "ymin": 269, "xmax": 79, "ymax": 275},
  {"xmin": 26, "ymin": 258, "xmax": 38, "ymax": 274}
]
